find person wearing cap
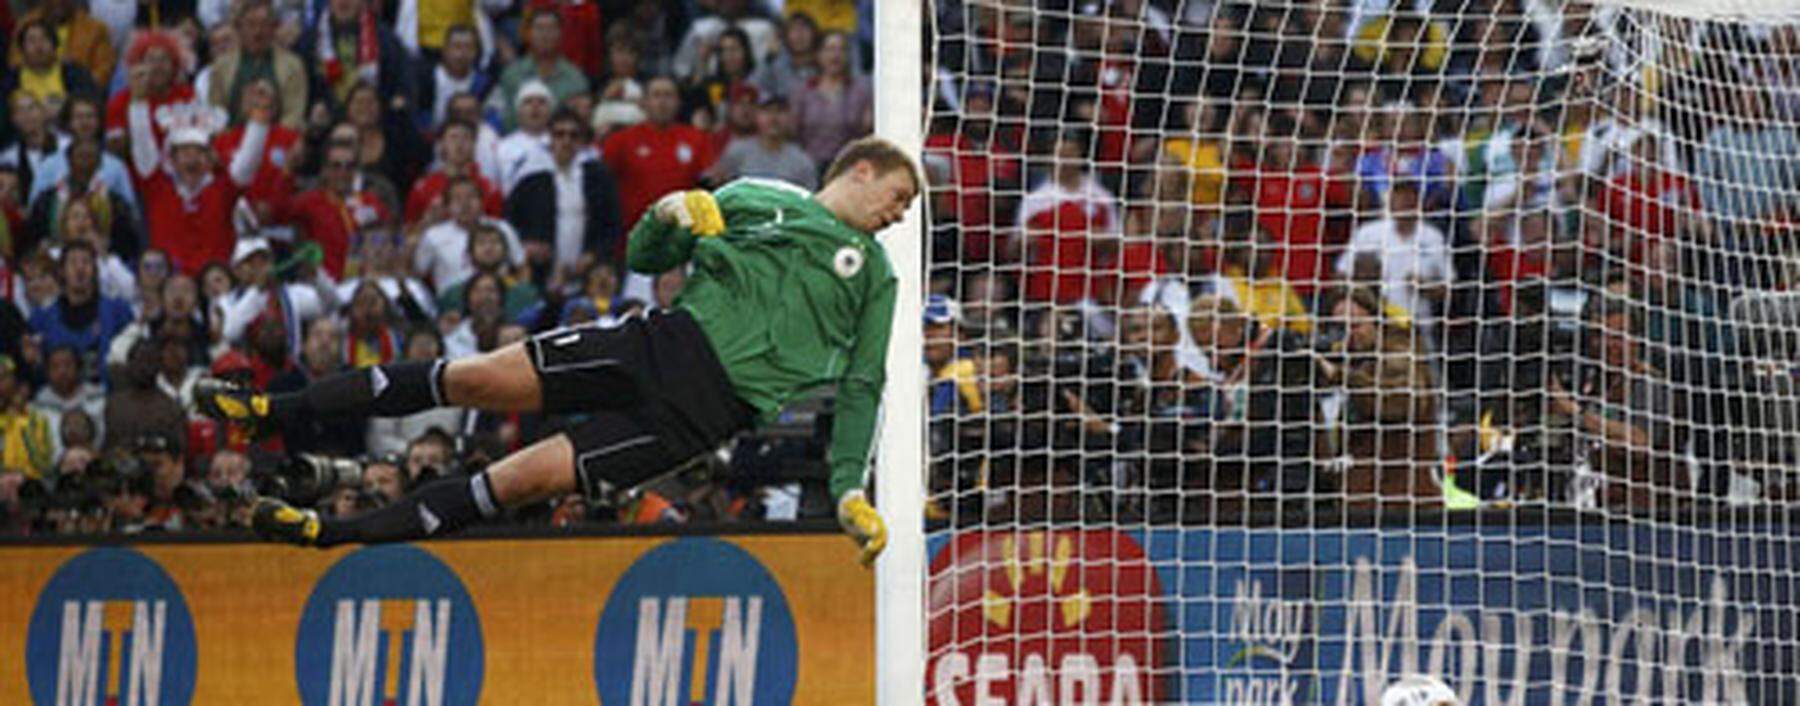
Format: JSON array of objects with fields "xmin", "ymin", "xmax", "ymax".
[
  {"xmin": 204, "ymin": 136, "xmax": 920, "ymax": 568},
  {"xmin": 505, "ymin": 107, "xmax": 625, "ymax": 279},
  {"xmin": 490, "ymin": 11, "xmax": 589, "ymax": 131},
  {"xmin": 214, "ymin": 236, "xmax": 331, "ymax": 359},
  {"xmin": 924, "ymin": 294, "xmax": 982, "ymax": 417},
  {"xmin": 494, "ymin": 79, "xmax": 559, "ymax": 194},
  {"xmin": 705, "ymin": 92, "xmax": 818, "ymax": 191},
  {"xmin": 127, "ymin": 76, "xmax": 272, "ymax": 276}
]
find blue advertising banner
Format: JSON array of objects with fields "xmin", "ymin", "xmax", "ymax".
[{"xmin": 928, "ymin": 522, "xmax": 1799, "ymax": 706}]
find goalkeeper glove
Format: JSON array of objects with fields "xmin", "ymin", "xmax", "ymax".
[
  {"xmin": 836, "ymin": 490, "xmax": 887, "ymax": 568},
  {"xmin": 652, "ymin": 189, "xmax": 726, "ymax": 237}
]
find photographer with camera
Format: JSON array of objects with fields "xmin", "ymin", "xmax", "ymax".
[{"xmin": 1548, "ymin": 295, "xmax": 1685, "ymax": 509}]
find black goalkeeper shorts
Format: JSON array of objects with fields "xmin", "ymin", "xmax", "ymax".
[{"xmin": 524, "ymin": 309, "xmax": 755, "ymax": 501}]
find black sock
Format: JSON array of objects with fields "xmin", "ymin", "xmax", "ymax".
[
  {"xmin": 267, "ymin": 360, "xmax": 447, "ymax": 424},
  {"xmin": 316, "ymin": 472, "xmax": 501, "ymax": 547}
]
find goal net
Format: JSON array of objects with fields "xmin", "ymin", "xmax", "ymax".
[{"xmin": 917, "ymin": 0, "xmax": 1800, "ymax": 703}]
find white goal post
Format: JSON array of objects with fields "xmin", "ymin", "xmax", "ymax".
[{"xmin": 882, "ymin": 0, "xmax": 1800, "ymax": 704}]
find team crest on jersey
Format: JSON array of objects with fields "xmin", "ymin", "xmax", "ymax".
[
  {"xmin": 834, "ymin": 246, "xmax": 865, "ymax": 278},
  {"xmin": 677, "ymin": 143, "xmax": 694, "ymax": 164}
]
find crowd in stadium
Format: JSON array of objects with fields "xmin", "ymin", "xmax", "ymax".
[
  {"xmin": 0, "ymin": 0, "xmax": 876, "ymax": 534},
  {"xmin": 921, "ymin": 0, "xmax": 1800, "ymax": 523},
  {"xmin": 0, "ymin": 0, "xmax": 1796, "ymax": 536}
]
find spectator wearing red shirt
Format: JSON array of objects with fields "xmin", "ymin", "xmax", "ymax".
[
  {"xmin": 105, "ymin": 31, "xmax": 193, "ymax": 154},
  {"xmin": 213, "ymin": 79, "xmax": 301, "ymax": 238},
  {"xmin": 522, "ymin": 0, "xmax": 604, "ymax": 79},
  {"xmin": 405, "ymin": 119, "xmax": 502, "ymax": 227},
  {"xmin": 127, "ymin": 80, "xmax": 270, "ymax": 277},
  {"xmin": 1236, "ymin": 117, "xmax": 1352, "ymax": 293},
  {"xmin": 1017, "ymin": 135, "xmax": 1143, "ymax": 304},
  {"xmin": 923, "ymin": 87, "xmax": 1023, "ymax": 262},
  {"xmin": 277, "ymin": 141, "xmax": 396, "ymax": 279},
  {"xmin": 1600, "ymin": 134, "xmax": 1704, "ymax": 262},
  {"xmin": 602, "ymin": 75, "xmax": 717, "ymax": 245}
]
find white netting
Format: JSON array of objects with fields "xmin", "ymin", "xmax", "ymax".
[{"xmin": 920, "ymin": 0, "xmax": 1800, "ymax": 703}]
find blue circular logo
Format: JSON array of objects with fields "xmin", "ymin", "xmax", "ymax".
[
  {"xmin": 26, "ymin": 547, "xmax": 198, "ymax": 706},
  {"xmin": 295, "ymin": 545, "xmax": 483, "ymax": 706},
  {"xmin": 594, "ymin": 538, "xmax": 797, "ymax": 705}
]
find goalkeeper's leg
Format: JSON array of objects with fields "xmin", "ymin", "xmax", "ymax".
[
  {"xmin": 255, "ymin": 405, "xmax": 738, "ymax": 547},
  {"xmin": 196, "ymin": 344, "xmax": 546, "ymax": 433}
]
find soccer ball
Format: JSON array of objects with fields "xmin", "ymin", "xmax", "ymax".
[{"xmin": 1380, "ymin": 675, "xmax": 1462, "ymax": 706}]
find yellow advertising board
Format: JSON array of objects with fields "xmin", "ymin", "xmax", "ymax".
[{"xmin": 0, "ymin": 533, "xmax": 873, "ymax": 705}]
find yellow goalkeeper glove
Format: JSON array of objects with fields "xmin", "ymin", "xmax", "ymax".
[
  {"xmin": 836, "ymin": 490, "xmax": 887, "ymax": 568},
  {"xmin": 651, "ymin": 189, "xmax": 726, "ymax": 237}
]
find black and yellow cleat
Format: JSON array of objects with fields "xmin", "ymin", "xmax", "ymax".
[
  {"xmin": 251, "ymin": 497, "xmax": 322, "ymax": 547},
  {"xmin": 193, "ymin": 377, "xmax": 276, "ymax": 437}
]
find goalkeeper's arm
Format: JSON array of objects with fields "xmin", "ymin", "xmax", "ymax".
[
  {"xmin": 625, "ymin": 189, "xmax": 727, "ymax": 274},
  {"xmin": 828, "ymin": 273, "xmax": 897, "ymax": 567}
]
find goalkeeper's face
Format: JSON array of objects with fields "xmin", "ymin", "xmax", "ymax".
[{"xmin": 837, "ymin": 163, "xmax": 919, "ymax": 233}]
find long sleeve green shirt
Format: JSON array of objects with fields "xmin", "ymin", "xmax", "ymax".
[{"xmin": 626, "ymin": 178, "xmax": 897, "ymax": 501}]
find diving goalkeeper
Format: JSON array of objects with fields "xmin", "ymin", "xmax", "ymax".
[{"xmin": 196, "ymin": 136, "xmax": 917, "ymax": 565}]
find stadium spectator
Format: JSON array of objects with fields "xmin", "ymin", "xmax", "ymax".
[
  {"xmin": 56, "ymin": 199, "xmax": 140, "ymax": 306},
  {"xmin": 205, "ymin": 0, "xmax": 307, "ymax": 129},
  {"xmin": 7, "ymin": 0, "xmax": 116, "ymax": 89},
  {"xmin": 299, "ymin": 0, "xmax": 418, "ymax": 119},
  {"xmin": 1019, "ymin": 133, "xmax": 1122, "ymax": 303},
  {"xmin": 28, "ymin": 96, "xmax": 137, "ymax": 213},
  {"xmin": 601, "ymin": 75, "xmax": 716, "ymax": 255},
  {"xmin": 756, "ymin": 11, "xmax": 820, "ymax": 100},
  {"xmin": 417, "ymin": 25, "xmax": 493, "ymax": 129},
  {"xmin": 127, "ymin": 91, "xmax": 270, "ymax": 276},
  {"xmin": 1316, "ymin": 286, "xmax": 1441, "ymax": 506},
  {"xmin": 412, "ymin": 176, "xmax": 525, "ymax": 290},
  {"xmin": 340, "ymin": 280, "xmax": 404, "ymax": 368},
  {"xmin": 495, "ymin": 81, "xmax": 557, "ymax": 194},
  {"xmin": 339, "ymin": 81, "xmax": 431, "ymax": 194},
  {"xmin": 491, "ymin": 11, "xmax": 589, "ymax": 130},
  {"xmin": 0, "ymin": 93, "xmax": 65, "ymax": 193},
  {"xmin": 31, "ymin": 241, "xmax": 132, "ymax": 371},
  {"xmin": 281, "ymin": 140, "xmax": 397, "ymax": 279},
  {"xmin": 1334, "ymin": 179, "xmax": 1452, "ymax": 325},
  {"xmin": 0, "ymin": 354, "xmax": 53, "ymax": 477},
  {"xmin": 507, "ymin": 108, "xmax": 624, "ymax": 279},
  {"xmin": 31, "ymin": 345, "xmax": 105, "ymax": 452},
  {"xmin": 23, "ymin": 138, "xmax": 143, "ymax": 264},
  {"xmin": 790, "ymin": 32, "xmax": 872, "ymax": 169},
  {"xmin": 674, "ymin": 0, "xmax": 781, "ymax": 82},
  {"xmin": 103, "ymin": 31, "xmax": 192, "ymax": 153},
  {"xmin": 705, "ymin": 96, "xmax": 818, "ymax": 190},
  {"xmin": 1, "ymin": 19, "xmax": 101, "ymax": 120},
  {"xmin": 102, "ymin": 338, "xmax": 185, "ymax": 457},
  {"xmin": 688, "ymin": 27, "xmax": 760, "ymax": 120},
  {"xmin": 1549, "ymin": 296, "xmax": 1682, "ymax": 508}
]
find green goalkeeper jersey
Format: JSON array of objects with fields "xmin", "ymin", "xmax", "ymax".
[{"xmin": 626, "ymin": 178, "xmax": 898, "ymax": 502}]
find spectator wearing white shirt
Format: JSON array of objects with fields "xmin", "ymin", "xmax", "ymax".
[
  {"xmin": 506, "ymin": 108, "xmax": 624, "ymax": 279},
  {"xmin": 412, "ymin": 176, "xmax": 526, "ymax": 290},
  {"xmin": 1334, "ymin": 178, "xmax": 1452, "ymax": 324},
  {"xmin": 494, "ymin": 80, "xmax": 557, "ymax": 194}
]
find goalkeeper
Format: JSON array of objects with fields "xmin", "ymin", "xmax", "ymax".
[{"xmin": 196, "ymin": 136, "xmax": 917, "ymax": 565}]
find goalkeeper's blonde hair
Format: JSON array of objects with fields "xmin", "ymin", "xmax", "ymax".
[{"xmin": 822, "ymin": 136, "xmax": 924, "ymax": 192}]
